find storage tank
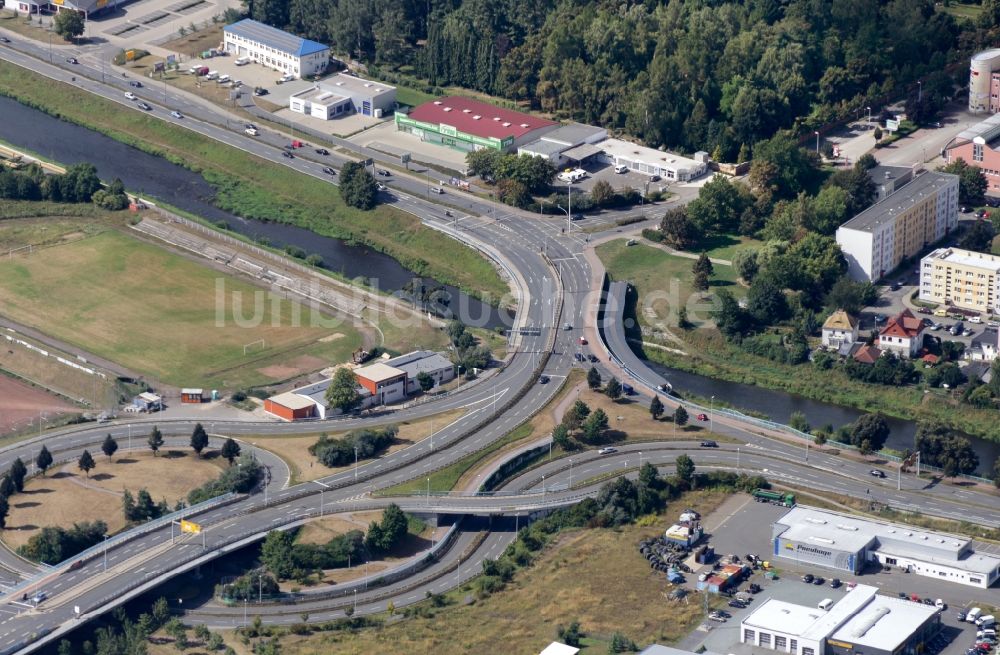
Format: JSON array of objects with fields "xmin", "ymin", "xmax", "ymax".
[{"xmin": 970, "ymin": 49, "xmax": 1000, "ymax": 113}]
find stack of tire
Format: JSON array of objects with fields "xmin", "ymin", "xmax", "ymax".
[{"xmin": 638, "ymin": 537, "xmax": 692, "ymax": 574}]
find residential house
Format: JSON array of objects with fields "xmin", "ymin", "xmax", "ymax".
[
  {"xmin": 877, "ymin": 309, "xmax": 926, "ymax": 358},
  {"xmin": 822, "ymin": 310, "xmax": 859, "ymax": 350},
  {"xmin": 853, "ymin": 343, "xmax": 882, "ymax": 364}
]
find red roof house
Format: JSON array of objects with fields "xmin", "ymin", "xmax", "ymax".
[
  {"xmin": 852, "ymin": 343, "xmax": 882, "ymax": 365},
  {"xmin": 877, "ymin": 309, "xmax": 926, "ymax": 359}
]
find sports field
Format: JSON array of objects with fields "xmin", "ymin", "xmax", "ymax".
[
  {"xmin": 0, "ymin": 228, "xmax": 367, "ymax": 389},
  {"xmin": 0, "ymin": 376, "xmax": 76, "ymax": 435}
]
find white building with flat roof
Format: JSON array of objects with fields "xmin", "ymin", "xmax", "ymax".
[
  {"xmin": 772, "ymin": 506, "xmax": 1000, "ymax": 588},
  {"xmin": 289, "ymin": 73, "xmax": 396, "ymax": 119},
  {"xmin": 919, "ymin": 246, "xmax": 1000, "ymax": 314},
  {"xmin": 595, "ymin": 138, "xmax": 708, "ymax": 182},
  {"xmin": 223, "ymin": 19, "xmax": 329, "ymax": 79}
]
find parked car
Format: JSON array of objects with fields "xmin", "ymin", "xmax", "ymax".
[
  {"xmin": 958, "ymin": 612, "xmax": 967, "ymax": 622},
  {"xmin": 987, "ymin": 197, "xmax": 1000, "ymax": 208},
  {"xmin": 253, "ymin": 87, "xmax": 268, "ymax": 96},
  {"xmin": 813, "ymin": 577, "xmax": 825, "ymax": 585},
  {"xmin": 870, "ymin": 469, "xmax": 886, "ymax": 478},
  {"xmin": 802, "ymin": 573, "xmax": 814, "ymax": 583},
  {"xmin": 830, "ymin": 578, "xmax": 841, "ymax": 588},
  {"xmin": 697, "ymin": 413, "xmax": 709, "ymax": 422},
  {"xmin": 315, "ymin": 148, "xmax": 329, "ymax": 155},
  {"xmin": 728, "ymin": 600, "xmax": 746, "ymax": 609},
  {"xmin": 917, "ymin": 307, "xmax": 932, "ymax": 314},
  {"xmin": 598, "ymin": 447, "xmax": 617, "ymax": 455}
]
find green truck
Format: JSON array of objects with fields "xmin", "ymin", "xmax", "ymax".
[{"xmin": 752, "ymin": 489, "xmax": 796, "ymax": 507}]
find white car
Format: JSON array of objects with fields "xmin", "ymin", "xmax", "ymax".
[
  {"xmin": 170, "ymin": 111, "xmax": 183, "ymax": 119},
  {"xmin": 124, "ymin": 92, "xmax": 137, "ymax": 101},
  {"xmin": 244, "ymin": 127, "xmax": 259, "ymax": 136},
  {"xmin": 597, "ymin": 447, "xmax": 617, "ymax": 455}
]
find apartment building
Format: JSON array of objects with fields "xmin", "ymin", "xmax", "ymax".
[
  {"xmin": 836, "ymin": 166, "xmax": 959, "ymax": 282},
  {"xmin": 919, "ymin": 246, "xmax": 1000, "ymax": 313}
]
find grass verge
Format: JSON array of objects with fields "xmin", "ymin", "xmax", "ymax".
[{"xmin": 0, "ymin": 61, "xmax": 508, "ymax": 302}]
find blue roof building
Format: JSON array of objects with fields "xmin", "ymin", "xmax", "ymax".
[{"xmin": 223, "ymin": 19, "xmax": 330, "ymax": 79}]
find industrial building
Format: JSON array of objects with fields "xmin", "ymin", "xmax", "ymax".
[
  {"xmin": 517, "ymin": 123, "xmax": 608, "ymax": 168},
  {"xmin": 835, "ymin": 166, "xmax": 958, "ymax": 282},
  {"xmin": 289, "ymin": 73, "xmax": 396, "ymax": 120},
  {"xmin": 394, "ymin": 97, "xmax": 558, "ymax": 153},
  {"xmin": 741, "ymin": 584, "xmax": 940, "ymax": 655},
  {"xmin": 263, "ymin": 351, "xmax": 454, "ymax": 420},
  {"xmin": 969, "ymin": 49, "xmax": 1000, "ymax": 114},
  {"xmin": 223, "ymin": 19, "xmax": 329, "ymax": 79},
  {"xmin": 595, "ymin": 138, "xmax": 708, "ymax": 182},
  {"xmin": 919, "ymin": 246, "xmax": 1000, "ymax": 314},
  {"xmin": 946, "ymin": 113, "xmax": 1000, "ymax": 193},
  {"xmin": 771, "ymin": 506, "xmax": 1000, "ymax": 589}
]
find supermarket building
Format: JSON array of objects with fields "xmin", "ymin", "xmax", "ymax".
[{"xmin": 395, "ymin": 97, "xmax": 558, "ymax": 153}]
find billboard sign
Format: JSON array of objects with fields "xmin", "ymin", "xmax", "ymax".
[
  {"xmin": 180, "ymin": 520, "xmax": 201, "ymax": 534},
  {"xmin": 886, "ymin": 118, "xmax": 900, "ymax": 132}
]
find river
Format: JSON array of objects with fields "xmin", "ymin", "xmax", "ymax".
[
  {"xmin": 0, "ymin": 95, "xmax": 510, "ymax": 329},
  {"xmin": 646, "ymin": 361, "xmax": 1000, "ymax": 476}
]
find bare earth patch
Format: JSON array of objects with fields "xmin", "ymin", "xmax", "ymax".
[
  {"xmin": 252, "ymin": 408, "xmax": 466, "ymax": 483},
  {"xmin": 2, "ymin": 451, "xmax": 224, "ymax": 549},
  {"xmin": 0, "ymin": 376, "xmax": 76, "ymax": 435},
  {"xmin": 318, "ymin": 333, "xmax": 345, "ymax": 342}
]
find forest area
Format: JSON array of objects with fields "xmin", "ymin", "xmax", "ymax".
[{"xmin": 240, "ymin": 0, "xmax": 1000, "ymax": 160}]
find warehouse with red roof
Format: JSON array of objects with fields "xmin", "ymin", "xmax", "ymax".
[{"xmin": 394, "ymin": 96, "xmax": 558, "ymax": 152}]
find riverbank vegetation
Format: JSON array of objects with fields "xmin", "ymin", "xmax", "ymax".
[{"xmin": 0, "ymin": 62, "xmax": 508, "ymax": 303}]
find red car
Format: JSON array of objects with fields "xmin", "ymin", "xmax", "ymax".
[{"xmin": 697, "ymin": 413, "xmax": 709, "ymax": 422}]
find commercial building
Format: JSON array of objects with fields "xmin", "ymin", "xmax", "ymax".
[
  {"xmin": 638, "ymin": 648, "xmax": 723, "ymax": 655},
  {"xmin": 919, "ymin": 246, "xmax": 1000, "ymax": 314},
  {"xmin": 517, "ymin": 123, "xmax": 608, "ymax": 168},
  {"xmin": 945, "ymin": 113, "xmax": 1000, "ymax": 193},
  {"xmin": 595, "ymin": 138, "xmax": 708, "ymax": 182},
  {"xmin": 836, "ymin": 167, "xmax": 959, "ymax": 282},
  {"xmin": 382, "ymin": 350, "xmax": 455, "ymax": 394},
  {"xmin": 223, "ymin": 19, "xmax": 329, "ymax": 79},
  {"xmin": 289, "ymin": 73, "xmax": 396, "ymax": 120},
  {"xmin": 821, "ymin": 310, "xmax": 858, "ymax": 351},
  {"xmin": 771, "ymin": 506, "xmax": 1000, "ymax": 588},
  {"xmin": 877, "ymin": 309, "xmax": 926, "ymax": 359},
  {"xmin": 969, "ymin": 49, "xmax": 1000, "ymax": 114},
  {"xmin": 131, "ymin": 392, "xmax": 163, "ymax": 412},
  {"xmin": 741, "ymin": 584, "xmax": 940, "ymax": 655},
  {"xmin": 353, "ymin": 362, "xmax": 408, "ymax": 405},
  {"xmin": 394, "ymin": 97, "xmax": 558, "ymax": 153},
  {"xmin": 264, "ymin": 390, "xmax": 321, "ymax": 421}
]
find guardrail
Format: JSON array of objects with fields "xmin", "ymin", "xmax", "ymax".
[{"xmin": 6, "ymin": 492, "xmax": 241, "ymax": 599}]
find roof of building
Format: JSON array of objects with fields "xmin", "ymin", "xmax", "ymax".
[
  {"xmin": 224, "ymin": 19, "xmax": 329, "ymax": 57},
  {"xmin": 775, "ymin": 506, "xmax": 974, "ymax": 562},
  {"xmin": 823, "ymin": 310, "xmax": 858, "ymax": 331},
  {"xmin": 538, "ymin": 643, "xmax": 580, "ymax": 655},
  {"xmin": 838, "ymin": 169, "xmax": 957, "ymax": 233},
  {"xmin": 180, "ymin": 388, "xmax": 203, "ymax": 395},
  {"xmin": 972, "ymin": 48, "xmax": 1000, "ymax": 62},
  {"xmin": 954, "ymin": 113, "xmax": 1000, "ymax": 146},
  {"xmin": 291, "ymin": 86, "xmax": 348, "ymax": 106},
  {"xmin": 383, "ymin": 350, "xmax": 454, "ymax": 378},
  {"xmin": 563, "ymin": 143, "xmax": 603, "ymax": 162},
  {"xmin": 406, "ymin": 97, "xmax": 556, "ymax": 141},
  {"xmin": 637, "ymin": 647, "xmax": 723, "ymax": 655},
  {"xmin": 802, "ymin": 585, "xmax": 879, "ymax": 642},
  {"xmin": 539, "ymin": 122, "xmax": 607, "ymax": 147},
  {"xmin": 921, "ymin": 353, "xmax": 940, "ymax": 364},
  {"xmin": 355, "ymin": 362, "xmax": 406, "ymax": 383},
  {"xmin": 879, "ymin": 308, "xmax": 925, "ymax": 339},
  {"xmin": 830, "ymin": 594, "xmax": 939, "ymax": 651},
  {"xmin": 742, "ymin": 598, "xmax": 828, "ymax": 637},
  {"xmin": 923, "ymin": 246, "xmax": 1000, "ymax": 271},
  {"xmin": 596, "ymin": 138, "xmax": 707, "ymax": 175},
  {"xmin": 267, "ymin": 391, "xmax": 317, "ymax": 411},
  {"xmin": 325, "ymin": 72, "xmax": 395, "ymax": 97},
  {"xmin": 520, "ymin": 139, "xmax": 568, "ymax": 156},
  {"xmin": 853, "ymin": 344, "xmax": 882, "ymax": 364},
  {"xmin": 137, "ymin": 392, "xmax": 161, "ymax": 402}
]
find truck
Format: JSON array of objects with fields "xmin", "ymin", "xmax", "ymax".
[{"xmin": 752, "ymin": 489, "xmax": 796, "ymax": 507}]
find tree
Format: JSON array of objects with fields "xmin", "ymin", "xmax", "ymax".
[
  {"xmin": 659, "ymin": 206, "xmax": 698, "ymax": 250},
  {"xmin": 261, "ymin": 530, "xmax": 296, "ymax": 580},
  {"xmin": 649, "ymin": 396, "xmax": 664, "ymax": 420},
  {"xmin": 732, "ymin": 248, "xmax": 759, "ymax": 283},
  {"xmin": 605, "ymin": 377, "xmax": 622, "ymax": 401},
  {"xmin": 562, "ymin": 400, "xmax": 591, "ymax": 431},
  {"xmin": 53, "ymin": 10, "xmax": 85, "ymax": 41},
  {"xmin": 148, "ymin": 426, "xmax": 164, "ymax": 456},
  {"xmin": 101, "ymin": 434, "xmax": 118, "ymax": 462},
  {"xmin": 590, "ymin": 180, "xmax": 615, "ymax": 207},
  {"xmin": 582, "ymin": 409, "xmax": 609, "ymax": 441},
  {"xmin": 552, "ymin": 424, "xmax": 572, "ymax": 450},
  {"xmin": 873, "ymin": 126, "xmax": 883, "ymax": 143},
  {"xmin": 686, "ymin": 175, "xmax": 753, "ymax": 235},
  {"xmin": 78, "ymin": 450, "xmax": 96, "ymax": 478},
  {"xmin": 152, "ymin": 597, "xmax": 171, "ymax": 627},
  {"xmin": 0, "ymin": 494, "xmax": 8, "ymax": 530},
  {"xmin": 674, "ymin": 406, "xmax": 688, "ymax": 428},
  {"xmin": 0, "ymin": 475, "xmax": 14, "ymax": 499},
  {"xmin": 693, "ymin": 252, "xmax": 714, "ymax": 278},
  {"xmin": 325, "ymin": 367, "xmax": 361, "ymax": 414},
  {"xmin": 586, "ymin": 366, "xmax": 602, "ymax": 390},
  {"xmin": 914, "ymin": 422, "xmax": 980, "ymax": 476},
  {"xmin": 959, "ymin": 219, "xmax": 995, "ymax": 252},
  {"xmin": 338, "ymin": 161, "xmax": 378, "ymax": 210},
  {"xmin": 675, "ymin": 454, "xmax": 695, "ymax": 485},
  {"xmin": 416, "ymin": 371, "xmax": 435, "ymax": 392},
  {"xmin": 939, "ymin": 159, "xmax": 988, "ymax": 206},
  {"xmin": 993, "ymin": 457, "xmax": 1000, "ymax": 489},
  {"xmin": 221, "ymin": 438, "xmax": 241, "ymax": 465},
  {"xmin": 693, "ymin": 268, "xmax": 710, "ymax": 294},
  {"xmin": 190, "ymin": 423, "xmax": 209, "ymax": 457},
  {"xmin": 557, "ymin": 621, "xmax": 583, "ymax": 648},
  {"xmin": 36, "ymin": 445, "xmax": 53, "ymax": 476},
  {"xmin": 9, "ymin": 458, "xmax": 26, "ymax": 493},
  {"xmin": 850, "ymin": 413, "xmax": 890, "ymax": 454},
  {"xmin": 746, "ymin": 274, "xmax": 788, "ymax": 325},
  {"xmin": 378, "ymin": 503, "xmax": 408, "ymax": 550}
]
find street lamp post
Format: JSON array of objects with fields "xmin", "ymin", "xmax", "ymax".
[
  {"xmin": 568, "ymin": 458, "xmax": 573, "ymax": 488},
  {"xmin": 814, "ymin": 131, "xmax": 820, "ymax": 153},
  {"xmin": 566, "ymin": 180, "xmax": 572, "ymax": 234},
  {"xmin": 866, "ymin": 106, "xmax": 872, "ymax": 124},
  {"xmin": 918, "ymin": 81, "xmax": 922, "ymax": 102},
  {"xmin": 354, "ymin": 446, "xmax": 358, "ymax": 482},
  {"xmin": 710, "ymin": 395, "xmax": 715, "ymax": 434},
  {"xmin": 103, "ymin": 535, "xmax": 109, "ymax": 572}
]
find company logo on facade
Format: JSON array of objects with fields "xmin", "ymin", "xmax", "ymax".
[{"xmin": 796, "ymin": 544, "xmax": 833, "ymax": 558}]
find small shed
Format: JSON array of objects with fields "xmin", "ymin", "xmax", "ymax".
[
  {"xmin": 132, "ymin": 392, "xmax": 162, "ymax": 412},
  {"xmin": 181, "ymin": 388, "xmax": 204, "ymax": 404}
]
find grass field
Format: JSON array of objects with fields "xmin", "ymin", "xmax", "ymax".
[
  {"xmin": 0, "ymin": 62, "xmax": 508, "ymax": 303},
  {"xmin": 685, "ymin": 233, "xmax": 761, "ymax": 262},
  {"xmin": 249, "ymin": 408, "xmax": 466, "ymax": 484},
  {"xmin": 0, "ymin": 227, "xmax": 365, "ymax": 389},
  {"xmin": 939, "ymin": 1, "xmax": 982, "ymax": 21},
  {"xmin": 210, "ymin": 489, "xmax": 732, "ymax": 655},
  {"xmin": 597, "ymin": 239, "xmax": 742, "ymax": 330},
  {"xmin": 161, "ymin": 24, "xmax": 224, "ymax": 58},
  {"xmin": 394, "ymin": 86, "xmax": 437, "ymax": 108},
  {"xmin": 2, "ymin": 450, "xmax": 223, "ymax": 548},
  {"xmin": 0, "ymin": 10, "xmax": 70, "ymax": 45}
]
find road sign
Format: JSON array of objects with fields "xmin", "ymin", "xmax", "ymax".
[
  {"xmin": 400, "ymin": 153, "xmax": 411, "ymax": 164},
  {"xmin": 180, "ymin": 520, "xmax": 201, "ymax": 534},
  {"xmin": 885, "ymin": 118, "xmax": 899, "ymax": 132}
]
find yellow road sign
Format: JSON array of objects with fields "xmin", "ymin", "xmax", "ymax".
[{"xmin": 180, "ymin": 520, "xmax": 201, "ymax": 534}]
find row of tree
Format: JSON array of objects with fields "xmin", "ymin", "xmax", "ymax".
[
  {"xmin": 308, "ymin": 426, "xmax": 398, "ymax": 467},
  {"xmin": 0, "ymin": 162, "xmax": 128, "ymax": 209}
]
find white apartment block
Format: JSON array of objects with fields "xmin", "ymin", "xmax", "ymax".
[
  {"xmin": 223, "ymin": 19, "xmax": 329, "ymax": 79},
  {"xmin": 920, "ymin": 247, "xmax": 1000, "ymax": 314}
]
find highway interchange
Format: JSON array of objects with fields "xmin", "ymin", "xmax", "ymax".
[{"xmin": 0, "ymin": 32, "xmax": 998, "ymax": 654}]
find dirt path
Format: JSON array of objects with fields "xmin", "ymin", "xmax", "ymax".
[{"xmin": 59, "ymin": 463, "xmax": 122, "ymax": 498}]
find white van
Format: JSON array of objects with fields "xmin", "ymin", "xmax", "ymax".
[
  {"xmin": 217, "ymin": 74, "xmax": 231, "ymax": 84},
  {"xmin": 970, "ymin": 315, "xmax": 982, "ymax": 323},
  {"xmin": 977, "ymin": 615, "xmax": 996, "ymax": 628},
  {"xmin": 235, "ymin": 56, "xmax": 250, "ymax": 66},
  {"xmin": 205, "ymin": 70, "xmax": 218, "ymax": 80},
  {"xmin": 968, "ymin": 608, "xmax": 983, "ymax": 623},
  {"xmin": 614, "ymin": 164, "xmax": 629, "ymax": 174},
  {"xmin": 818, "ymin": 599, "xmax": 834, "ymax": 611}
]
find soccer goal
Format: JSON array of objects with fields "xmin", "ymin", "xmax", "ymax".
[
  {"xmin": 243, "ymin": 339, "xmax": 266, "ymax": 355},
  {"xmin": 7, "ymin": 244, "xmax": 34, "ymax": 260}
]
